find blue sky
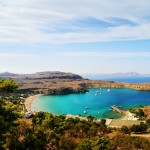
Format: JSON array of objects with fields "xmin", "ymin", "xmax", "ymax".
[{"xmin": 0, "ymin": 0, "xmax": 150, "ymax": 74}]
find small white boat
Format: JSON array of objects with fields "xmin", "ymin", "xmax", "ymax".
[
  {"xmin": 107, "ymin": 89, "xmax": 110, "ymax": 93},
  {"xmin": 84, "ymin": 106, "xmax": 89, "ymax": 109},
  {"xmin": 84, "ymin": 111, "xmax": 87, "ymax": 114}
]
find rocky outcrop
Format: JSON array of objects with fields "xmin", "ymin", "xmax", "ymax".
[{"xmin": 45, "ymin": 86, "xmax": 88, "ymax": 95}]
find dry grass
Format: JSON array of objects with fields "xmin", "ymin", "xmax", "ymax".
[
  {"xmin": 143, "ymin": 106, "xmax": 150, "ymax": 119},
  {"xmin": 109, "ymin": 119, "xmax": 142, "ymax": 128}
]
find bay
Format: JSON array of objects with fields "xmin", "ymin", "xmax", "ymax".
[{"xmin": 32, "ymin": 88, "xmax": 150, "ymax": 119}]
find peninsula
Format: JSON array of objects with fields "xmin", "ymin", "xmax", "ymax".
[{"xmin": 1, "ymin": 71, "xmax": 150, "ymax": 95}]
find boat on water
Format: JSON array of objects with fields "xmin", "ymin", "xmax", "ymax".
[
  {"xmin": 107, "ymin": 89, "xmax": 110, "ymax": 93},
  {"xmin": 84, "ymin": 110, "xmax": 87, "ymax": 114},
  {"xmin": 84, "ymin": 106, "xmax": 89, "ymax": 109}
]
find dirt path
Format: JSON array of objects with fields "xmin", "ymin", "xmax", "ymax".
[{"xmin": 131, "ymin": 133, "xmax": 150, "ymax": 138}]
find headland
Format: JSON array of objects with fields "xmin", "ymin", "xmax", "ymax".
[{"xmin": 1, "ymin": 71, "xmax": 150, "ymax": 95}]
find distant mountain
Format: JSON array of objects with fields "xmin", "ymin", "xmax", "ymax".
[
  {"xmin": 0, "ymin": 72, "xmax": 18, "ymax": 77},
  {"xmin": 82, "ymin": 72, "xmax": 150, "ymax": 78},
  {"xmin": 0, "ymin": 71, "xmax": 83, "ymax": 80},
  {"xmin": 104, "ymin": 72, "xmax": 140, "ymax": 77},
  {"xmin": 81, "ymin": 72, "xmax": 150, "ymax": 83}
]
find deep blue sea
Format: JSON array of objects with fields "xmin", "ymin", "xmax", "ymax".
[
  {"xmin": 32, "ymin": 88, "xmax": 150, "ymax": 119},
  {"xmin": 84, "ymin": 76, "xmax": 150, "ymax": 83},
  {"xmin": 99, "ymin": 77, "xmax": 150, "ymax": 83}
]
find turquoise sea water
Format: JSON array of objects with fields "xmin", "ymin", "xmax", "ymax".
[{"xmin": 32, "ymin": 88, "xmax": 150, "ymax": 119}]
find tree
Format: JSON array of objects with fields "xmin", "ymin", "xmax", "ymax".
[
  {"xmin": 99, "ymin": 119, "xmax": 107, "ymax": 135},
  {"xmin": 120, "ymin": 126, "xmax": 131, "ymax": 135},
  {"xmin": 135, "ymin": 108, "xmax": 145, "ymax": 118},
  {"xmin": 146, "ymin": 119, "xmax": 150, "ymax": 127},
  {"xmin": 0, "ymin": 79, "xmax": 18, "ymax": 93},
  {"xmin": 59, "ymin": 137, "xmax": 77, "ymax": 150},
  {"xmin": 76, "ymin": 140, "xmax": 92, "ymax": 150},
  {"xmin": 0, "ymin": 99, "xmax": 20, "ymax": 148},
  {"xmin": 90, "ymin": 136, "xmax": 110, "ymax": 150},
  {"xmin": 87, "ymin": 115, "xmax": 94, "ymax": 122},
  {"xmin": 131, "ymin": 122, "xmax": 148, "ymax": 133},
  {"xmin": 139, "ymin": 122, "xmax": 148, "ymax": 133},
  {"xmin": 100, "ymin": 119, "xmax": 106, "ymax": 126},
  {"xmin": 111, "ymin": 134, "xmax": 150, "ymax": 150},
  {"xmin": 88, "ymin": 126, "xmax": 98, "ymax": 138}
]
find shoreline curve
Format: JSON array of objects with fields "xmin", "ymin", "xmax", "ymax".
[{"xmin": 24, "ymin": 94, "xmax": 43, "ymax": 112}]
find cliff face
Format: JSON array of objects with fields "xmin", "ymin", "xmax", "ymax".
[{"xmin": 45, "ymin": 85, "xmax": 88, "ymax": 95}]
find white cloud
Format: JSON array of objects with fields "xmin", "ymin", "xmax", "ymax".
[
  {"xmin": 0, "ymin": 0, "xmax": 150, "ymax": 44},
  {"xmin": 0, "ymin": 53, "xmax": 34, "ymax": 58},
  {"xmin": 60, "ymin": 51, "xmax": 150, "ymax": 57}
]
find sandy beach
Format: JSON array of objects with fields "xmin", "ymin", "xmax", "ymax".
[{"xmin": 24, "ymin": 94, "xmax": 43, "ymax": 112}]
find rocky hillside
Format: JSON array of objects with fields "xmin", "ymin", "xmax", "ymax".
[
  {"xmin": 0, "ymin": 71, "xmax": 82, "ymax": 80},
  {"xmin": 85, "ymin": 80, "xmax": 150, "ymax": 91},
  {"xmin": 1, "ymin": 71, "xmax": 150, "ymax": 94},
  {"xmin": 1, "ymin": 71, "xmax": 87, "ymax": 94}
]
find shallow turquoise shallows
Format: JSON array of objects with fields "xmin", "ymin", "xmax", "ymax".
[{"xmin": 31, "ymin": 88, "xmax": 150, "ymax": 119}]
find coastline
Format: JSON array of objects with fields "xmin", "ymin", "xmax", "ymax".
[
  {"xmin": 24, "ymin": 94, "xmax": 43, "ymax": 112},
  {"xmin": 23, "ymin": 92, "xmax": 149, "ymax": 121}
]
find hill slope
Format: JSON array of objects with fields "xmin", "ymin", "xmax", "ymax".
[{"xmin": 1, "ymin": 71, "xmax": 150, "ymax": 94}]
